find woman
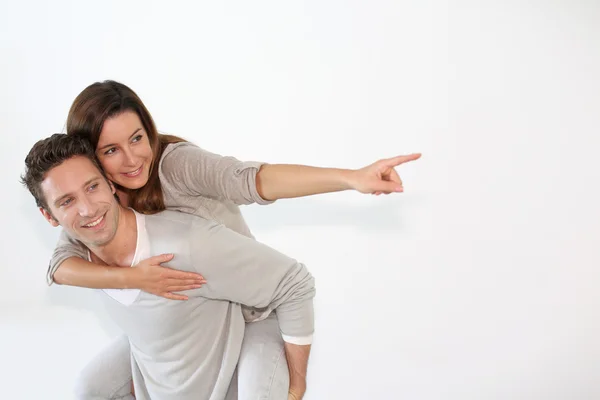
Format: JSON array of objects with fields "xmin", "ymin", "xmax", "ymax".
[{"xmin": 52, "ymin": 80, "xmax": 420, "ymax": 399}]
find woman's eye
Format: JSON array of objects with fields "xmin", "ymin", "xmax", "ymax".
[
  {"xmin": 132, "ymin": 134, "xmax": 143, "ymax": 143},
  {"xmin": 104, "ymin": 147, "xmax": 116, "ymax": 155}
]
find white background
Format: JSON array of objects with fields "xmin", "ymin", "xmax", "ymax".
[{"xmin": 1, "ymin": 1, "xmax": 599, "ymax": 399}]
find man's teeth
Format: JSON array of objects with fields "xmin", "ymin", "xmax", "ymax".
[{"xmin": 84, "ymin": 215, "xmax": 104, "ymax": 228}]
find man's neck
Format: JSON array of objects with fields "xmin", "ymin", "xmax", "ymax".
[{"xmin": 89, "ymin": 206, "xmax": 138, "ymax": 267}]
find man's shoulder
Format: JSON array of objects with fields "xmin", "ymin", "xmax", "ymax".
[
  {"xmin": 145, "ymin": 209, "xmax": 195, "ymax": 228},
  {"xmin": 144, "ymin": 210, "xmax": 220, "ymax": 232},
  {"xmin": 142, "ymin": 210, "xmax": 228, "ymax": 257}
]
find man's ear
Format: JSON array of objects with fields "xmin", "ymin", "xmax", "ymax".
[
  {"xmin": 109, "ymin": 180, "xmax": 116, "ymax": 194},
  {"xmin": 39, "ymin": 208, "xmax": 59, "ymax": 227}
]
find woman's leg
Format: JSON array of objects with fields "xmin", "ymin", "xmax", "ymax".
[
  {"xmin": 237, "ymin": 312, "xmax": 290, "ymax": 400},
  {"xmin": 74, "ymin": 335, "xmax": 134, "ymax": 400}
]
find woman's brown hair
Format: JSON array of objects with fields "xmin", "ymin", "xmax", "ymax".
[{"xmin": 66, "ymin": 80, "xmax": 186, "ymax": 214}]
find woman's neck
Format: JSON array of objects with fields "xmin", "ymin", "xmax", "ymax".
[{"xmin": 115, "ymin": 187, "xmax": 130, "ymax": 208}]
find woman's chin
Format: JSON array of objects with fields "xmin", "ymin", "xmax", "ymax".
[{"xmin": 115, "ymin": 176, "xmax": 148, "ymax": 190}]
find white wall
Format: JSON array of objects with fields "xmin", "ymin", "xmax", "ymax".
[{"xmin": 1, "ymin": 1, "xmax": 599, "ymax": 399}]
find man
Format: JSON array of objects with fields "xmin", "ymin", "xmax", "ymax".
[{"xmin": 21, "ymin": 134, "xmax": 315, "ymax": 400}]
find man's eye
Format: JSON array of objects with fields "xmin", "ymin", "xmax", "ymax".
[
  {"xmin": 89, "ymin": 183, "xmax": 98, "ymax": 191},
  {"xmin": 61, "ymin": 198, "xmax": 72, "ymax": 207}
]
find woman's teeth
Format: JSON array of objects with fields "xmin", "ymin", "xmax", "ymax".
[{"xmin": 124, "ymin": 167, "xmax": 141, "ymax": 177}]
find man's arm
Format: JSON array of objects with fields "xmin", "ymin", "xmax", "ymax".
[{"xmin": 185, "ymin": 219, "xmax": 316, "ymax": 396}]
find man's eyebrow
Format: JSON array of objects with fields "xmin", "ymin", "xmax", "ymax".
[
  {"xmin": 97, "ymin": 128, "xmax": 142, "ymax": 151},
  {"xmin": 52, "ymin": 177, "xmax": 100, "ymax": 207}
]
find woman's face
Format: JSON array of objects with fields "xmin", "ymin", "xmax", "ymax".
[{"xmin": 95, "ymin": 110, "xmax": 154, "ymax": 190}]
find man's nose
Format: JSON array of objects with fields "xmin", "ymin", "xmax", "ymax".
[{"xmin": 78, "ymin": 195, "xmax": 98, "ymax": 217}]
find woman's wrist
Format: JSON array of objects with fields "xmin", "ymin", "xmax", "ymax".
[
  {"xmin": 115, "ymin": 265, "xmax": 135, "ymax": 289},
  {"xmin": 340, "ymin": 168, "xmax": 358, "ymax": 191}
]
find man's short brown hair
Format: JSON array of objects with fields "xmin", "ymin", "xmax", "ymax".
[{"xmin": 20, "ymin": 133, "xmax": 105, "ymax": 211}]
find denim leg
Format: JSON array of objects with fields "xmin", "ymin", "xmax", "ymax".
[
  {"xmin": 237, "ymin": 312, "xmax": 289, "ymax": 400},
  {"xmin": 74, "ymin": 335, "xmax": 134, "ymax": 400}
]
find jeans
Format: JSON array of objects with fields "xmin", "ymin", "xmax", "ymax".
[{"xmin": 74, "ymin": 313, "xmax": 289, "ymax": 400}]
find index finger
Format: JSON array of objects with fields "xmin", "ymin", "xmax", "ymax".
[
  {"xmin": 146, "ymin": 253, "xmax": 175, "ymax": 264},
  {"xmin": 164, "ymin": 269, "xmax": 205, "ymax": 281},
  {"xmin": 386, "ymin": 153, "xmax": 422, "ymax": 166}
]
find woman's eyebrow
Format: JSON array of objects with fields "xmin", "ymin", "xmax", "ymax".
[{"xmin": 97, "ymin": 128, "xmax": 142, "ymax": 151}]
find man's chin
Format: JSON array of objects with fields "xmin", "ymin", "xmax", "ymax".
[
  {"xmin": 86, "ymin": 235, "xmax": 114, "ymax": 248},
  {"xmin": 76, "ymin": 228, "xmax": 113, "ymax": 248}
]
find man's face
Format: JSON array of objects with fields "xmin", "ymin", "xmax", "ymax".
[{"xmin": 40, "ymin": 156, "xmax": 120, "ymax": 248}]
